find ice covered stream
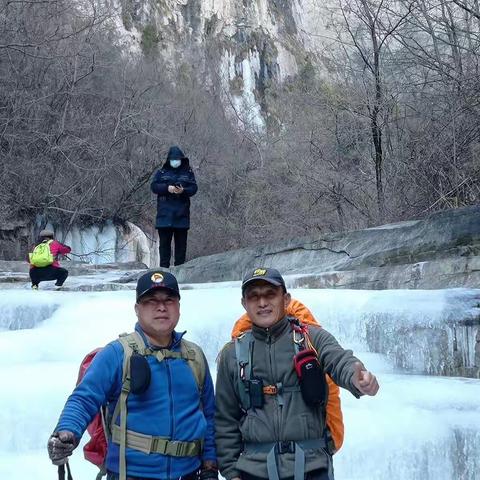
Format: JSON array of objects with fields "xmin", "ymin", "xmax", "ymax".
[{"xmin": 0, "ymin": 286, "xmax": 479, "ymax": 480}]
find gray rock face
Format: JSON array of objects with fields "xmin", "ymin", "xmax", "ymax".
[
  {"xmin": 174, "ymin": 205, "xmax": 480, "ymax": 289},
  {"xmin": 107, "ymin": 0, "xmax": 328, "ymax": 126},
  {"xmin": 0, "ymin": 221, "xmax": 30, "ymax": 261}
]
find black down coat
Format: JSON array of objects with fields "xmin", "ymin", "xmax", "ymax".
[{"xmin": 151, "ymin": 150, "xmax": 198, "ymax": 229}]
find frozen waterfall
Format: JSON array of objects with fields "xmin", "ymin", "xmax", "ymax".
[{"xmin": 0, "ymin": 285, "xmax": 479, "ymax": 480}]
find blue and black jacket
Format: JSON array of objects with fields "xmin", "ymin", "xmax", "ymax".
[{"xmin": 151, "ymin": 146, "xmax": 198, "ymax": 229}]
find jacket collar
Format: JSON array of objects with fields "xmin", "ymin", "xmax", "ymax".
[{"xmin": 251, "ymin": 315, "xmax": 290, "ymax": 342}]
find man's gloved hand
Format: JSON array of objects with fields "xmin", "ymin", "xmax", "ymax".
[
  {"xmin": 199, "ymin": 460, "xmax": 218, "ymax": 480},
  {"xmin": 47, "ymin": 431, "xmax": 78, "ymax": 465}
]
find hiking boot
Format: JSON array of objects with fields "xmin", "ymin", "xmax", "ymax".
[
  {"xmin": 31, "ymin": 285, "xmax": 38, "ymax": 290},
  {"xmin": 55, "ymin": 286, "xmax": 63, "ymax": 291}
]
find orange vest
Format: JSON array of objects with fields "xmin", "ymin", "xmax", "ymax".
[{"xmin": 231, "ymin": 299, "xmax": 344, "ymax": 452}]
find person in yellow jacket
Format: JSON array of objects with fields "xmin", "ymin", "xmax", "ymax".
[{"xmin": 215, "ymin": 267, "xmax": 379, "ymax": 480}]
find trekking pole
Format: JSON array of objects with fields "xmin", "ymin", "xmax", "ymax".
[{"xmin": 58, "ymin": 461, "xmax": 73, "ymax": 480}]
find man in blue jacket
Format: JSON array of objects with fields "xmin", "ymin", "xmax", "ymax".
[
  {"xmin": 151, "ymin": 146, "xmax": 198, "ymax": 268},
  {"xmin": 48, "ymin": 270, "xmax": 217, "ymax": 480}
]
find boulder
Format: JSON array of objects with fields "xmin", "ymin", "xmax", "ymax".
[{"xmin": 174, "ymin": 205, "xmax": 480, "ymax": 289}]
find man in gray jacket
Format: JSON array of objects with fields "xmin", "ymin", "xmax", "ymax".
[{"xmin": 215, "ymin": 267, "xmax": 379, "ymax": 480}]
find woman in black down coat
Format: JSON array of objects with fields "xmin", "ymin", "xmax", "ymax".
[{"xmin": 151, "ymin": 146, "xmax": 198, "ymax": 268}]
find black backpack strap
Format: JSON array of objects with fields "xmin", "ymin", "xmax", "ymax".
[{"xmin": 58, "ymin": 462, "xmax": 73, "ymax": 480}]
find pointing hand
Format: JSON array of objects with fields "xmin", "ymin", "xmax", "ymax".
[{"xmin": 352, "ymin": 362, "xmax": 379, "ymax": 396}]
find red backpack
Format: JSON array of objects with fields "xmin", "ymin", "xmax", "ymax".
[{"xmin": 76, "ymin": 349, "xmax": 108, "ymax": 468}]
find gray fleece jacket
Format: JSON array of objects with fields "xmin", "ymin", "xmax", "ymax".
[{"xmin": 215, "ymin": 316, "xmax": 363, "ymax": 479}]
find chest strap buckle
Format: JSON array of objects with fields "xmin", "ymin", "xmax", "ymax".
[{"xmin": 263, "ymin": 385, "xmax": 278, "ymax": 395}]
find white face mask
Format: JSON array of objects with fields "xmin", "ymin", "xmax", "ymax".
[{"xmin": 169, "ymin": 159, "xmax": 181, "ymax": 168}]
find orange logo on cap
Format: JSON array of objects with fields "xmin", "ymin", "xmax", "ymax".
[
  {"xmin": 253, "ymin": 268, "xmax": 267, "ymax": 277},
  {"xmin": 151, "ymin": 273, "xmax": 164, "ymax": 283}
]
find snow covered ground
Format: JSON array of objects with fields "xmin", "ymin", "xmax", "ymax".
[{"xmin": 0, "ymin": 285, "xmax": 479, "ymax": 479}]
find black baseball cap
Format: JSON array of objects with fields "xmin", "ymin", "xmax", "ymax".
[
  {"xmin": 241, "ymin": 267, "xmax": 286, "ymax": 294},
  {"xmin": 136, "ymin": 270, "xmax": 180, "ymax": 301}
]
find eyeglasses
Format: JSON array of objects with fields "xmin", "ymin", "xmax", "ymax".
[{"xmin": 138, "ymin": 296, "xmax": 178, "ymax": 307}]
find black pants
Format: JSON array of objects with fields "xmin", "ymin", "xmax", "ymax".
[
  {"xmin": 29, "ymin": 266, "xmax": 68, "ymax": 287},
  {"xmin": 157, "ymin": 228, "xmax": 188, "ymax": 268},
  {"xmin": 241, "ymin": 469, "xmax": 331, "ymax": 480}
]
